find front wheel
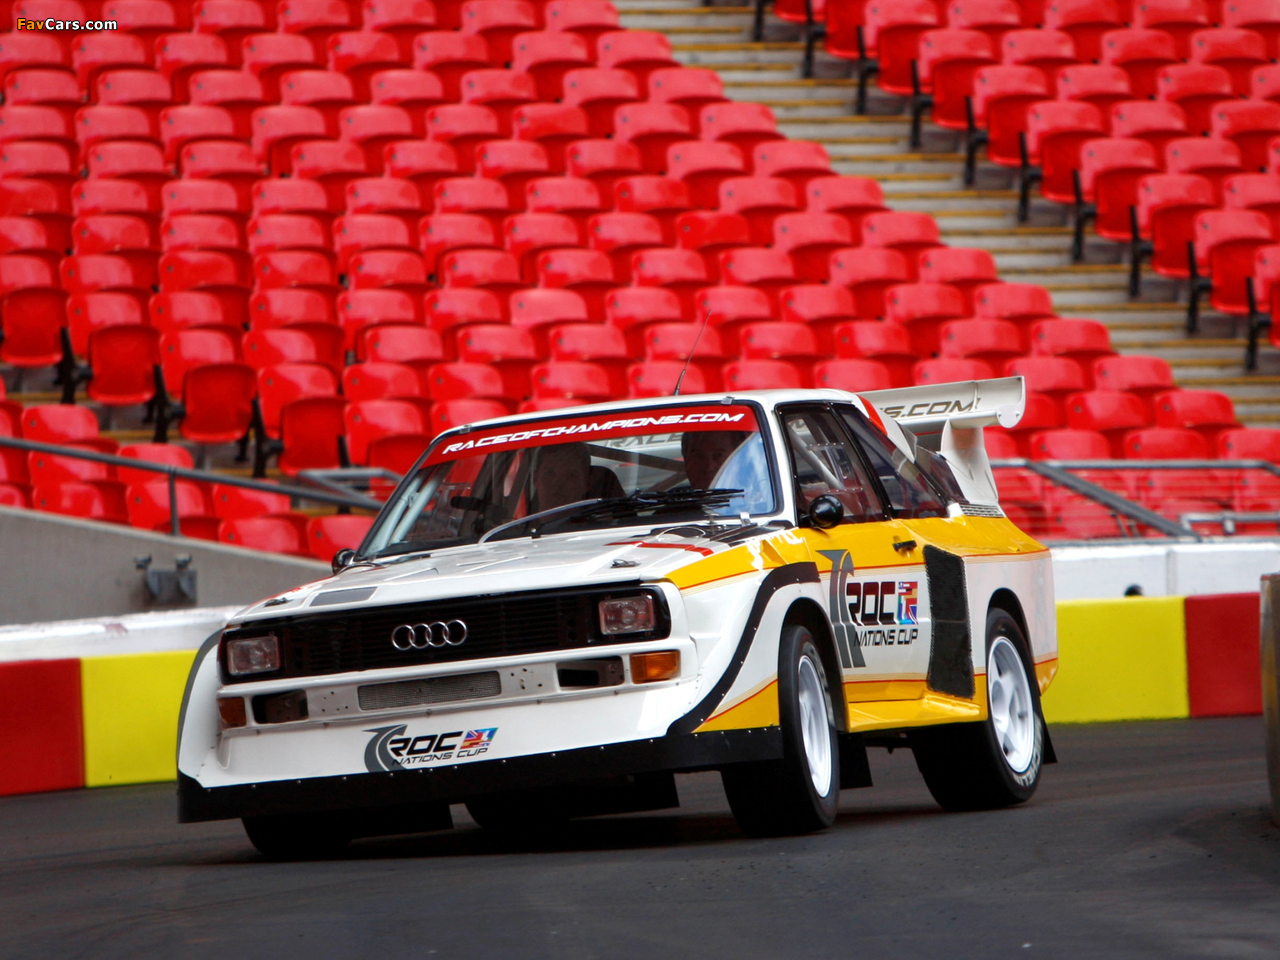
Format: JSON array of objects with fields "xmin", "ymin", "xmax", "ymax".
[
  {"xmin": 911, "ymin": 609, "xmax": 1045, "ymax": 812},
  {"xmin": 721, "ymin": 623, "xmax": 840, "ymax": 837}
]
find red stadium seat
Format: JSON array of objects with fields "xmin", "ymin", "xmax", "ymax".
[
  {"xmin": 476, "ymin": 139, "xmax": 550, "ymax": 209},
  {"xmin": 648, "ymin": 68, "xmax": 726, "ymax": 133},
  {"xmin": 83, "ymin": 324, "xmax": 161, "ymax": 407},
  {"xmin": 561, "ymin": 68, "xmax": 641, "ymax": 138},
  {"xmin": 510, "ymin": 31, "xmax": 591, "ymax": 103},
  {"xmin": 363, "ymin": 0, "xmax": 438, "ymax": 57},
  {"xmin": 673, "ymin": 210, "xmax": 751, "ymax": 282},
  {"xmin": 65, "ymin": 291, "xmax": 144, "ymax": 357},
  {"xmin": 459, "ymin": 0, "xmax": 537, "ymax": 64},
  {"xmin": 722, "ymin": 358, "xmax": 803, "ymax": 391},
  {"xmin": 642, "ymin": 322, "xmax": 726, "ymax": 390},
  {"xmin": 1210, "ymin": 101, "xmax": 1280, "ymax": 173},
  {"xmin": 1023, "ymin": 101, "xmax": 1105, "ymax": 212},
  {"xmin": 596, "ymin": 30, "xmax": 678, "ymax": 87},
  {"xmin": 509, "ymin": 287, "xmax": 591, "ymax": 345},
  {"xmin": 1029, "ymin": 318, "xmax": 1113, "ymax": 382},
  {"xmin": 614, "ymin": 175, "xmax": 692, "ymax": 244},
  {"xmin": 252, "ymin": 249, "xmax": 339, "ymax": 297},
  {"xmin": 1100, "ymin": 28, "xmax": 1178, "ymax": 99},
  {"xmin": 1192, "ymin": 209, "xmax": 1274, "ymax": 315},
  {"xmin": 736, "ymin": 322, "xmax": 819, "ymax": 380},
  {"xmin": 626, "ymin": 360, "xmax": 707, "ymax": 398},
  {"xmin": 606, "ymin": 286, "xmax": 685, "ymax": 351},
  {"xmin": 511, "ymin": 103, "xmax": 589, "ymax": 172},
  {"xmin": 250, "ymin": 177, "xmax": 330, "ymax": 223},
  {"xmin": 413, "ymin": 31, "xmax": 491, "ymax": 101},
  {"xmin": 1078, "ymin": 138, "xmax": 1159, "ymax": 244},
  {"xmin": 565, "ymin": 138, "xmax": 643, "ymax": 202},
  {"xmin": 176, "ymin": 362, "xmax": 257, "ymax": 444},
  {"xmin": 885, "ymin": 282, "xmax": 967, "ymax": 354},
  {"xmin": 242, "ymin": 326, "xmax": 343, "ymax": 375},
  {"xmin": 425, "ymin": 104, "xmax": 501, "ymax": 175},
  {"xmin": 938, "ymin": 318, "xmax": 1024, "ymax": 369},
  {"xmin": 718, "ymin": 176, "xmax": 799, "ymax": 247},
  {"xmin": 73, "ymin": 32, "xmax": 149, "ymax": 91},
  {"xmin": 772, "ymin": 214, "xmax": 854, "ymax": 283},
  {"xmin": 860, "ymin": 0, "xmax": 940, "ymax": 100},
  {"xmin": 585, "ymin": 211, "xmax": 660, "ymax": 282},
  {"xmin": 860, "ymin": 211, "xmax": 943, "ymax": 278},
  {"xmin": 257, "ymin": 362, "xmax": 338, "ymax": 438},
  {"xmin": 1043, "ymin": 0, "xmax": 1123, "ymax": 63},
  {"xmin": 278, "ymin": 0, "xmax": 353, "ymax": 60},
  {"xmin": 629, "ymin": 247, "xmax": 705, "ymax": 317},
  {"xmin": 1110, "ymin": 101, "xmax": 1188, "ymax": 165},
  {"xmin": 441, "ymin": 248, "xmax": 523, "ymax": 309},
  {"xmin": 383, "ymin": 139, "xmax": 460, "ymax": 208},
  {"xmin": 698, "ymin": 102, "xmax": 783, "ymax": 168},
  {"xmin": 916, "ymin": 247, "xmax": 1000, "ymax": 312},
  {"xmin": 528, "ymin": 360, "xmax": 612, "ymax": 403},
  {"xmin": 343, "ymin": 360, "xmax": 424, "ymax": 402},
  {"xmin": 329, "ymin": 31, "xmax": 405, "ymax": 100},
  {"xmin": 0, "ymin": 34, "xmax": 68, "ymax": 90},
  {"xmin": 455, "ymin": 322, "xmax": 539, "ymax": 397},
  {"xmin": 805, "ymin": 176, "xmax": 887, "ymax": 240},
  {"xmin": 1219, "ymin": 426, "xmax": 1280, "ymax": 460},
  {"xmin": 666, "ymin": 141, "xmax": 746, "ymax": 210},
  {"xmin": 360, "ymin": 325, "xmax": 444, "ymax": 369},
  {"xmin": 1227, "ymin": 173, "xmax": 1280, "ymax": 240},
  {"xmin": 504, "ymin": 212, "xmax": 580, "ymax": 282},
  {"xmin": 1122, "ymin": 426, "xmax": 1210, "ymax": 459},
  {"xmin": 368, "ymin": 70, "xmax": 446, "ymax": 136},
  {"xmin": 433, "ymin": 175, "xmax": 512, "ymax": 235},
  {"xmin": 971, "ymin": 65, "xmax": 1052, "ymax": 171},
  {"xmin": 779, "ymin": 284, "xmax": 858, "ymax": 352},
  {"xmin": 1064, "ymin": 390, "xmax": 1151, "ymax": 455},
  {"xmin": 1190, "ymin": 27, "xmax": 1268, "ymax": 96},
  {"xmin": 459, "ymin": 69, "xmax": 537, "ymax": 137},
  {"xmin": 719, "ymin": 246, "xmax": 798, "ymax": 307},
  {"xmin": 1164, "ymin": 139, "xmax": 1242, "ymax": 209},
  {"xmin": 218, "ymin": 516, "xmax": 308, "ymax": 556},
  {"xmin": 277, "ymin": 396, "xmax": 346, "ymax": 474},
  {"xmin": 947, "ymin": 0, "xmax": 1022, "ymax": 48},
  {"xmin": 1006, "ymin": 355, "xmax": 1088, "ymax": 409},
  {"xmin": 828, "ymin": 248, "xmax": 912, "ymax": 319},
  {"xmin": 917, "ymin": 29, "xmax": 997, "ymax": 133},
  {"xmin": 693, "ymin": 285, "xmax": 772, "ymax": 350},
  {"xmin": 344, "ymin": 398, "xmax": 426, "ymax": 465},
  {"xmin": 1156, "ymin": 63, "xmax": 1232, "ymax": 136},
  {"xmin": 241, "ymin": 32, "xmax": 320, "ymax": 100},
  {"xmin": 1056, "ymin": 66, "xmax": 1131, "ymax": 135},
  {"xmin": 427, "ymin": 397, "xmax": 508, "ymax": 434},
  {"xmin": 31, "ymin": 482, "xmax": 126, "ymax": 525},
  {"xmin": 1003, "ymin": 29, "xmax": 1077, "ymax": 95},
  {"xmin": 306, "ymin": 514, "xmax": 375, "ymax": 561},
  {"xmin": 533, "ymin": 247, "xmax": 612, "ymax": 315},
  {"xmin": 1153, "ymin": 388, "xmax": 1238, "ymax": 446},
  {"xmin": 812, "ymin": 358, "xmax": 895, "ymax": 392},
  {"xmin": 116, "ymin": 442, "xmax": 195, "ymax": 487},
  {"xmin": 422, "ymin": 287, "xmax": 504, "ymax": 345},
  {"xmin": 1093, "ymin": 353, "xmax": 1176, "ymax": 412},
  {"xmin": 1136, "ymin": 173, "xmax": 1215, "ymax": 282},
  {"xmin": 337, "ymin": 289, "xmax": 420, "ymax": 351},
  {"xmin": 290, "ymin": 139, "xmax": 369, "ymax": 211},
  {"xmin": 332, "ymin": 214, "xmax": 415, "ymax": 272},
  {"xmin": 1132, "ymin": 0, "xmax": 1211, "ymax": 58}
]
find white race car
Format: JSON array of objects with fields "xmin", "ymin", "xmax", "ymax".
[{"xmin": 177, "ymin": 379, "xmax": 1057, "ymax": 857}]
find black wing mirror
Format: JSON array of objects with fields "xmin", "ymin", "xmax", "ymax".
[
  {"xmin": 332, "ymin": 548, "xmax": 356, "ymax": 574},
  {"xmin": 808, "ymin": 495, "xmax": 844, "ymax": 529}
]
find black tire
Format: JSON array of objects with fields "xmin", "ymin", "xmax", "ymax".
[
  {"xmin": 242, "ymin": 813, "xmax": 352, "ymax": 860},
  {"xmin": 463, "ymin": 793, "xmax": 568, "ymax": 832},
  {"xmin": 910, "ymin": 608, "xmax": 1046, "ymax": 812},
  {"xmin": 721, "ymin": 622, "xmax": 840, "ymax": 837}
]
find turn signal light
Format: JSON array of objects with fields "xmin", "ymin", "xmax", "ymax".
[
  {"xmin": 218, "ymin": 697, "xmax": 247, "ymax": 729},
  {"xmin": 630, "ymin": 650, "xmax": 680, "ymax": 683}
]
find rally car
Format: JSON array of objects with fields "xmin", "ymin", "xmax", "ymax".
[{"xmin": 177, "ymin": 377, "xmax": 1057, "ymax": 857}]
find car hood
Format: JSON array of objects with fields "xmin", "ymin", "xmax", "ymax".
[{"xmin": 231, "ymin": 524, "xmax": 791, "ymax": 624}]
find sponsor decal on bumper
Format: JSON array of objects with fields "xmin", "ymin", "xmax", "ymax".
[{"xmin": 365, "ymin": 725, "xmax": 499, "ymax": 772}]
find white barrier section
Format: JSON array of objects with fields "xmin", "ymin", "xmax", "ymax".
[
  {"xmin": 0, "ymin": 541, "xmax": 1276, "ymax": 662},
  {"xmin": 1053, "ymin": 541, "xmax": 1280, "ymax": 600},
  {"xmin": 0, "ymin": 606, "xmax": 239, "ymax": 663}
]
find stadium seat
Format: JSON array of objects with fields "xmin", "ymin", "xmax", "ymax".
[
  {"xmin": 719, "ymin": 247, "xmax": 798, "ymax": 307},
  {"xmin": 642, "ymin": 322, "xmax": 726, "ymax": 390},
  {"xmin": 1211, "ymin": 101, "xmax": 1280, "ymax": 173},
  {"xmin": 859, "ymin": 0, "xmax": 940, "ymax": 101},
  {"xmin": 649, "ymin": 68, "xmax": 727, "ymax": 133},
  {"xmin": 812, "ymin": 358, "xmax": 895, "ymax": 392},
  {"xmin": 717, "ymin": 177, "xmax": 798, "ymax": 247},
  {"xmin": 257, "ymin": 362, "xmax": 339, "ymax": 439},
  {"xmin": 565, "ymin": 138, "xmax": 644, "ymax": 202},
  {"xmin": 459, "ymin": 0, "xmax": 537, "ymax": 65},
  {"xmin": 605, "ymin": 286, "xmax": 686, "ymax": 351},
  {"xmin": 1006, "ymin": 355, "xmax": 1089, "ymax": 410},
  {"xmin": 368, "ymin": 70, "xmax": 447, "ymax": 136},
  {"xmin": 722, "ymin": 358, "xmax": 803, "ymax": 391},
  {"xmin": 698, "ymin": 102, "xmax": 783, "ymax": 167},
  {"xmin": 1134, "ymin": 173, "xmax": 1215, "ymax": 284},
  {"xmin": 1064, "ymin": 390, "xmax": 1152, "ymax": 456},
  {"xmin": 1094, "ymin": 354, "xmax": 1177, "ymax": 413},
  {"xmin": 596, "ymin": 31, "xmax": 679, "ymax": 88},
  {"xmin": 458, "ymin": 68, "xmax": 537, "ymax": 137},
  {"xmin": 32, "ymin": 482, "xmax": 128, "ymax": 525},
  {"xmin": 1078, "ymin": 138, "xmax": 1160, "ymax": 245},
  {"xmin": 666, "ymin": 141, "xmax": 747, "ymax": 210},
  {"xmin": 1109, "ymin": 101, "xmax": 1189, "ymax": 165},
  {"xmin": 536, "ymin": 248, "xmax": 615, "ymax": 316},
  {"xmin": 83, "ymin": 324, "xmax": 161, "ymax": 407},
  {"xmin": 419, "ymin": 213, "xmax": 497, "ymax": 279},
  {"xmin": 805, "ymin": 176, "xmax": 887, "ymax": 239},
  {"xmin": 884, "ymin": 282, "xmax": 968, "ymax": 356},
  {"xmin": 509, "ymin": 287, "xmax": 592, "ymax": 345},
  {"xmin": 1153, "ymin": 389, "xmax": 1238, "ymax": 446},
  {"xmin": 834, "ymin": 321, "xmax": 917, "ymax": 386},
  {"xmin": 1100, "ymin": 28, "xmax": 1179, "ymax": 99},
  {"xmin": 545, "ymin": 0, "xmax": 622, "ymax": 52},
  {"xmin": 1057, "ymin": 65, "xmax": 1132, "ymax": 125},
  {"xmin": 423, "ymin": 287, "xmax": 504, "ymax": 343},
  {"xmin": 528, "ymin": 360, "xmax": 613, "ymax": 403},
  {"xmin": 427, "ymin": 397, "xmax": 509, "ymax": 434},
  {"xmin": 772, "ymin": 213, "xmax": 853, "ymax": 283},
  {"xmin": 1043, "ymin": 0, "xmax": 1122, "ymax": 62},
  {"xmin": 424, "ymin": 104, "xmax": 501, "ymax": 175},
  {"xmin": 585, "ymin": 211, "xmax": 662, "ymax": 282},
  {"xmin": 413, "ymin": 31, "xmax": 491, "ymax": 101},
  {"xmin": 1029, "ymin": 318, "xmax": 1113, "ymax": 383},
  {"xmin": 828, "ymin": 248, "xmax": 912, "ymax": 319},
  {"xmin": 938, "ymin": 318, "xmax": 1024, "ymax": 369},
  {"xmin": 344, "ymin": 398, "xmax": 426, "ymax": 465},
  {"xmin": 116, "ymin": 442, "xmax": 196, "ymax": 488},
  {"xmin": 1193, "ymin": 209, "xmax": 1274, "ymax": 316},
  {"xmin": 1156, "ymin": 63, "xmax": 1232, "ymax": 135},
  {"xmin": 360, "ymin": 325, "xmax": 445, "ymax": 371},
  {"xmin": 277, "ymin": 396, "xmax": 347, "ymax": 474},
  {"xmin": 914, "ymin": 357, "xmax": 997, "ymax": 385},
  {"xmin": 696, "ymin": 285, "xmax": 774, "ymax": 350},
  {"xmin": 476, "ymin": 139, "xmax": 551, "ymax": 209},
  {"xmin": 219, "ymin": 516, "xmax": 308, "ymax": 556},
  {"xmin": 382, "ymin": 140, "xmax": 459, "ymax": 209},
  {"xmin": 614, "ymin": 175, "xmax": 692, "ymax": 244},
  {"xmin": 505, "ymin": 212, "xmax": 580, "ymax": 282},
  {"xmin": 861, "ymin": 212, "xmax": 943, "ymax": 279},
  {"xmin": 511, "ymin": 104, "xmax": 589, "ymax": 172},
  {"xmin": 673, "ymin": 211, "xmax": 752, "ymax": 282},
  {"xmin": 1132, "ymin": 0, "xmax": 1211, "ymax": 58},
  {"xmin": 1225, "ymin": 0, "xmax": 1280, "ymax": 57},
  {"xmin": 343, "ymin": 360, "xmax": 425, "ymax": 402},
  {"xmin": 456, "ymin": 323, "xmax": 540, "ymax": 397},
  {"xmin": 1122, "ymin": 426, "xmax": 1211, "ymax": 459},
  {"xmin": 561, "ymin": 68, "xmax": 641, "ymax": 138},
  {"xmin": 627, "ymin": 360, "xmax": 707, "ymax": 398},
  {"xmin": 1003, "ymin": 28, "xmax": 1077, "ymax": 95},
  {"xmin": 916, "ymin": 29, "xmax": 998, "ymax": 135},
  {"xmin": 434, "ymin": 175, "xmax": 512, "ymax": 235},
  {"xmin": 306, "ymin": 513, "xmax": 375, "ymax": 562},
  {"xmin": 1219, "ymin": 426, "xmax": 1280, "ymax": 460},
  {"xmin": 916, "ymin": 247, "xmax": 1000, "ymax": 312},
  {"xmin": 630, "ymin": 247, "xmax": 706, "ymax": 317},
  {"xmin": 1190, "ymin": 27, "xmax": 1268, "ymax": 96},
  {"xmin": 1165, "ymin": 138, "xmax": 1243, "ymax": 203},
  {"xmin": 510, "ymin": 31, "xmax": 592, "ymax": 103},
  {"xmin": 778, "ymin": 284, "xmax": 858, "ymax": 351}
]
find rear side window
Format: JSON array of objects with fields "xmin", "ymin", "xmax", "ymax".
[{"xmin": 838, "ymin": 405, "xmax": 949, "ymax": 519}]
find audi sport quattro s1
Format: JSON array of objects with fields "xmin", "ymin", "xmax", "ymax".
[{"xmin": 177, "ymin": 377, "xmax": 1057, "ymax": 857}]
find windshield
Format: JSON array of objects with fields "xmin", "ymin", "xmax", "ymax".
[{"xmin": 359, "ymin": 403, "xmax": 778, "ymax": 558}]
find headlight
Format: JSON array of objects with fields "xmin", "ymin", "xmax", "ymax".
[
  {"xmin": 225, "ymin": 634, "xmax": 280, "ymax": 676},
  {"xmin": 598, "ymin": 595, "xmax": 655, "ymax": 635}
]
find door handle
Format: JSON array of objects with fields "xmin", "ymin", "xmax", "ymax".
[{"xmin": 893, "ymin": 539, "xmax": 918, "ymax": 553}]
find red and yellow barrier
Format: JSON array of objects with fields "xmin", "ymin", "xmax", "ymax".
[{"xmin": 0, "ymin": 595, "xmax": 1265, "ymax": 798}]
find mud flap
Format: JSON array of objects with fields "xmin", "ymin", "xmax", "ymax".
[{"xmin": 923, "ymin": 545, "xmax": 975, "ymax": 699}]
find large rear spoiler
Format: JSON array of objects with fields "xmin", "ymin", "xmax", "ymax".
[{"xmin": 859, "ymin": 377, "xmax": 1027, "ymax": 507}]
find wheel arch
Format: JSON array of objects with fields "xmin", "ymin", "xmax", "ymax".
[
  {"xmin": 987, "ymin": 587, "xmax": 1031, "ymax": 656},
  {"xmin": 784, "ymin": 598, "xmax": 850, "ymax": 733}
]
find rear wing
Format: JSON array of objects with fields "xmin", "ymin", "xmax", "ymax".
[{"xmin": 859, "ymin": 377, "xmax": 1027, "ymax": 507}]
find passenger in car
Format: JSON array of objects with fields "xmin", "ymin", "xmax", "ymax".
[
  {"xmin": 681, "ymin": 430, "xmax": 752, "ymax": 489},
  {"xmin": 530, "ymin": 443, "xmax": 624, "ymax": 511}
]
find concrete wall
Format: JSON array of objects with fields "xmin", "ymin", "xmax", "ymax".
[{"xmin": 0, "ymin": 506, "xmax": 328, "ymax": 625}]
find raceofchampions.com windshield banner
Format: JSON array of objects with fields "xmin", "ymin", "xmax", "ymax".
[{"xmin": 428, "ymin": 405, "xmax": 761, "ymax": 463}]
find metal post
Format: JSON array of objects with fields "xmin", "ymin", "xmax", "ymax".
[
  {"xmin": 1262, "ymin": 574, "xmax": 1280, "ymax": 826},
  {"xmin": 168, "ymin": 469, "xmax": 180, "ymax": 537}
]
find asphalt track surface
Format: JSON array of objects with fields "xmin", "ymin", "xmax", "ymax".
[{"xmin": 3, "ymin": 718, "xmax": 1280, "ymax": 960}]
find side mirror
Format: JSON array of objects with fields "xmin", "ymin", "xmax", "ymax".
[
  {"xmin": 332, "ymin": 548, "xmax": 356, "ymax": 575},
  {"xmin": 808, "ymin": 494, "xmax": 844, "ymax": 529}
]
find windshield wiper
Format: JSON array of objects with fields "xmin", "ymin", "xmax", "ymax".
[
  {"xmin": 573, "ymin": 488, "xmax": 745, "ymax": 521},
  {"xmin": 477, "ymin": 497, "xmax": 607, "ymax": 544}
]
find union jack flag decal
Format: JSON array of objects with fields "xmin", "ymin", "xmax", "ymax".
[
  {"xmin": 461, "ymin": 728, "xmax": 498, "ymax": 748},
  {"xmin": 897, "ymin": 582, "xmax": 919, "ymax": 625}
]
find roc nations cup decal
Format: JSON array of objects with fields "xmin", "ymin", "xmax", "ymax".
[
  {"xmin": 364, "ymin": 725, "xmax": 498, "ymax": 772},
  {"xmin": 820, "ymin": 550, "xmax": 922, "ymax": 671}
]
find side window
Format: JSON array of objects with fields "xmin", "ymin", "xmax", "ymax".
[
  {"xmin": 781, "ymin": 408, "xmax": 884, "ymax": 523},
  {"xmin": 838, "ymin": 405, "xmax": 949, "ymax": 519}
]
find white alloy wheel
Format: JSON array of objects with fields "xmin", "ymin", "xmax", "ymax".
[
  {"xmin": 987, "ymin": 635, "xmax": 1035, "ymax": 774},
  {"xmin": 796, "ymin": 652, "xmax": 833, "ymax": 793}
]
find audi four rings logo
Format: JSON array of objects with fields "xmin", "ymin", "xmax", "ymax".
[{"xmin": 391, "ymin": 620, "xmax": 468, "ymax": 650}]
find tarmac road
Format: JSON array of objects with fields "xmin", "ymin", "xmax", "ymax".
[{"xmin": 2, "ymin": 717, "xmax": 1279, "ymax": 960}]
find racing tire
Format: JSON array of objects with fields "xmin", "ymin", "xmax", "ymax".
[
  {"xmin": 463, "ymin": 793, "xmax": 568, "ymax": 832},
  {"xmin": 242, "ymin": 814, "xmax": 353, "ymax": 860},
  {"xmin": 910, "ymin": 609, "xmax": 1045, "ymax": 812},
  {"xmin": 721, "ymin": 623, "xmax": 840, "ymax": 838}
]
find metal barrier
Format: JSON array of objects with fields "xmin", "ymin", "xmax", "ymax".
[
  {"xmin": 0, "ymin": 435, "xmax": 383, "ymax": 536},
  {"xmin": 991, "ymin": 458, "xmax": 1280, "ymax": 542},
  {"xmin": 1262, "ymin": 574, "xmax": 1280, "ymax": 826}
]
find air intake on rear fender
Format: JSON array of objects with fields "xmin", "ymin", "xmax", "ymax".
[{"xmin": 923, "ymin": 545, "xmax": 975, "ymax": 699}]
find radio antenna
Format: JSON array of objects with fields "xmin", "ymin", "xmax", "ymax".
[{"xmin": 672, "ymin": 304, "xmax": 713, "ymax": 396}]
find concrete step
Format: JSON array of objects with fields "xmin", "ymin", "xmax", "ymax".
[
  {"xmin": 723, "ymin": 79, "xmax": 861, "ymax": 101},
  {"xmin": 885, "ymin": 189, "xmax": 1020, "ymax": 212},
  {"xmin": 940, "ymin": 225, "xmax": 1077, "ymax": 251},
  {"xmin": 776, "ymin": 115, "xmax": 912, "ymax": 139},
  {"xmin": 618, "ymin": 6, "xmax": 756, "ymax": 29},
  {"xmin": 674, "ymin": 42, "xmax": 806, "ymax": 65}
]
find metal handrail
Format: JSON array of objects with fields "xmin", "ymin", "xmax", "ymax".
[
  {"xmin": 989, "ymin": 457, "xmax": 1280, "ymax": 542},
  {"xmin": 0, "ymin": 434, "xmax": 383, "ymax": 536}
]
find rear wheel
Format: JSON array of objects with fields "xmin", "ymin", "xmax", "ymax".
[
  {"xmin": 721, "ymin": 623, "xmax": 840, "ymax": 837},
  {"xmin": 242, "ymin": 813, "xmax": 352, "ymax": 860},
  {"xmin": 910, "ymin": 609, "xmax": 1045, "ymax": 812}
]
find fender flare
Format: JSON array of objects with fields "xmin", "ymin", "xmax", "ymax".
[{"xmin": 666, "ymin": 562, "xmax": 820, "ymax": 736}]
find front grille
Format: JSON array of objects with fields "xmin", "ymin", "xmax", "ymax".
[
  {"xmin": 358, "ymin": 671, "xmax": 501, "ymax": 710},
  {"xmin": 221, "ymin": 584, "xmax": 668, "ymax": 683}
]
